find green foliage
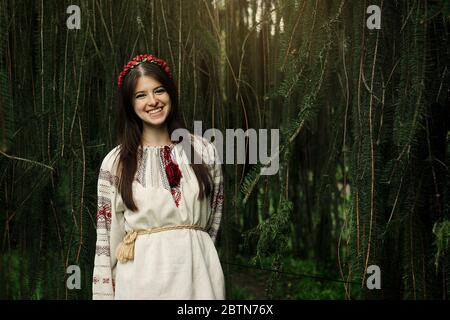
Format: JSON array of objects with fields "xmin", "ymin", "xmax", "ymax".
[
  {"xmin": 230, "ymin": 255, "xmax": 362, "ymax": 300},
  {"xmin": 275, "ymin": 258, "xmax": 362, "ymax": 300},
  {"xmin": 240, "ymin": 4, "xmax": 338, "ymax": 204},
  {"xmin": 228, "ymin": 286, "xmax": 257, "ymax": 300},
  {"xmin": 433, "ymin": 220, "xmax": 450, "ymax": 269}
]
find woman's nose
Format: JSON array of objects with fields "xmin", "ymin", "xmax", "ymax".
[{"xmin": 146, "ymin": 92, "xmax": 158, "ymax": 106}]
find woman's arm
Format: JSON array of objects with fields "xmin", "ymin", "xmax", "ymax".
[
  {"xmin": 207, "ymin": 142, "xmax": 224, "ymax": 244},
  {"xmin": 92, "ymin": 150, "xmax": 125, "ymax": 300}
]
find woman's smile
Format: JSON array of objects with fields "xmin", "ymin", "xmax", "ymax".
[{"xmin": 147, "ymin": 106, "xmax": 164, "ymax": 116}]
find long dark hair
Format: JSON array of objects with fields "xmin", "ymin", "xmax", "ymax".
[{"xmin": 115, "ymin": 60, "xmax": 212, "ymax": 212}]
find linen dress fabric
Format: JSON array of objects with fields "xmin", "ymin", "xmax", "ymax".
[{"xmin": 92, "ymin": 134, "xmax": 225, "ymax": 300}]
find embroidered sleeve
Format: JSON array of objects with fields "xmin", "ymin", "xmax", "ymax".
[
  {"xmin": 206, "ymin": 142, "xmax": 224, "ymax": 244},
  {"xmin": 92, "ymin": 150, "xmax": 125, "ymax": 300}
]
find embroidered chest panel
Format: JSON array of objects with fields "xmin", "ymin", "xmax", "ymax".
[{"xmin": 134, "ymin": 146, "xmax": 183, "ymax": 207}]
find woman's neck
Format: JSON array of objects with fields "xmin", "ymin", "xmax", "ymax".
[{"xmin": 141, "ymin": 124, "xmax": 172, "ymax": 147}]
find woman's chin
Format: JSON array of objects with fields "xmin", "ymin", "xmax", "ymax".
[{"xmin": 142, "ymin": 116, "xmax": 166, "ymax": 127}]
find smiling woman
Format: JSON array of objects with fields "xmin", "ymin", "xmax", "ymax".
[
  {"xmin": 133, "ymin": 76, "xmax": 172, "ymax": 130},
  {"xmin": 92, "ymin": 54, "xmax": 225, "ymax": 300}
]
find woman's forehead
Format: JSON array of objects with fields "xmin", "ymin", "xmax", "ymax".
[{"xmin": 135, "ymin": 76, "xmax": 162, "ymax": 91}]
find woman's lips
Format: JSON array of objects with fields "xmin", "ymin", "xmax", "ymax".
[{"xmin": 147, "ymin": 106, "xmax": 163, "ymax": 115}]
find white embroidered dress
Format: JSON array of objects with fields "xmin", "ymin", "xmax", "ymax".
[{"xmin": 92, "ymin": 135, "xmax": 225, "ymax": 299}]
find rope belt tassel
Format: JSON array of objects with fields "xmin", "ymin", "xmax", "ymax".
[
  {"xmin": 115, "ymin": 231, "xmax": 138, "ymax": 263},
  {"xmin": 116, "ymin": 224, "xmax": 207, "ymax": 263}
]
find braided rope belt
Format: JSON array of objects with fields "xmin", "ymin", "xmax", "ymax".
[{"xmin": 115, "ymin": 224, "xmax": 207, "ymax": 263}]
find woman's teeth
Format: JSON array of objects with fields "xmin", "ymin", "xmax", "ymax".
[{"xmin": 148, "ymin": 107, "xmax": 163, "ymax": 115}]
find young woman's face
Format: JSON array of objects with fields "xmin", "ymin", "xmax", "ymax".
[{"xmin": 132, "ymin": 76, "xmax": 171, "ymax": 128}]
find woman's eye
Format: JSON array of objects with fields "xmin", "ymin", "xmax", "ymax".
[
  {"xmin": 136, "ymin": 94, "xmax": 145, "ymax": 98},
  {"xmin": 155, "ymin": 88, "xmax": 166, "ymax": 94}
]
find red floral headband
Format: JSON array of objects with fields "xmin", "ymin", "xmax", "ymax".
[{"xmin": 117, "ymin": 54, "xmax": 173, "ymax": 89}]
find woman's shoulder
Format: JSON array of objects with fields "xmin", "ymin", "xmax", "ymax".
[
  {"xmin": 190, "ymin": 133, "xmax": 209, "ymax": 148},
  {"xmin": 100, "ymin": 145, "xmax": 121, "ymax": 173},
  {"xmin": 189, "ymin": 133, "xmax": 221, "ymax": 165}
]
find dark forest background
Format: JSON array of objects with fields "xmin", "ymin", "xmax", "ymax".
[{"xmin": 0, "ymin": 0, "xmax": 449, "ymax": 299}]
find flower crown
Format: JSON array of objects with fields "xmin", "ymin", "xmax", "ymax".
[{"xmin": 117, "ymin": 54, "xmax": 173, "ymax": 89}]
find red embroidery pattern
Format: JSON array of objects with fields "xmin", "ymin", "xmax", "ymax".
[
  {"xmin": 159, "ymin": 145, "xmax": 183, "ymax": 207},
  {"xmin": 93, "ymin": 161, "xmax": 119, "ymax": 298},
  {"xmin": 211, "ymin": 183, "xmax": 224, "ymax": 212},
  {"xmin": 93, "ymin": 276, "xmax": 111, "ymax": 284},
  {"xmin": 96, "ymin": 196, "xmax": 112, "ymax": 230}
]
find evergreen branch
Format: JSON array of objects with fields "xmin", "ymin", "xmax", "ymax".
[
  {"xmin": 241, "ymin": 13, "xmax": 336, "ymax": 204},
  {"xmin": 0, "ymin": 150, "xmax": 55, "ymax": 171}
]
